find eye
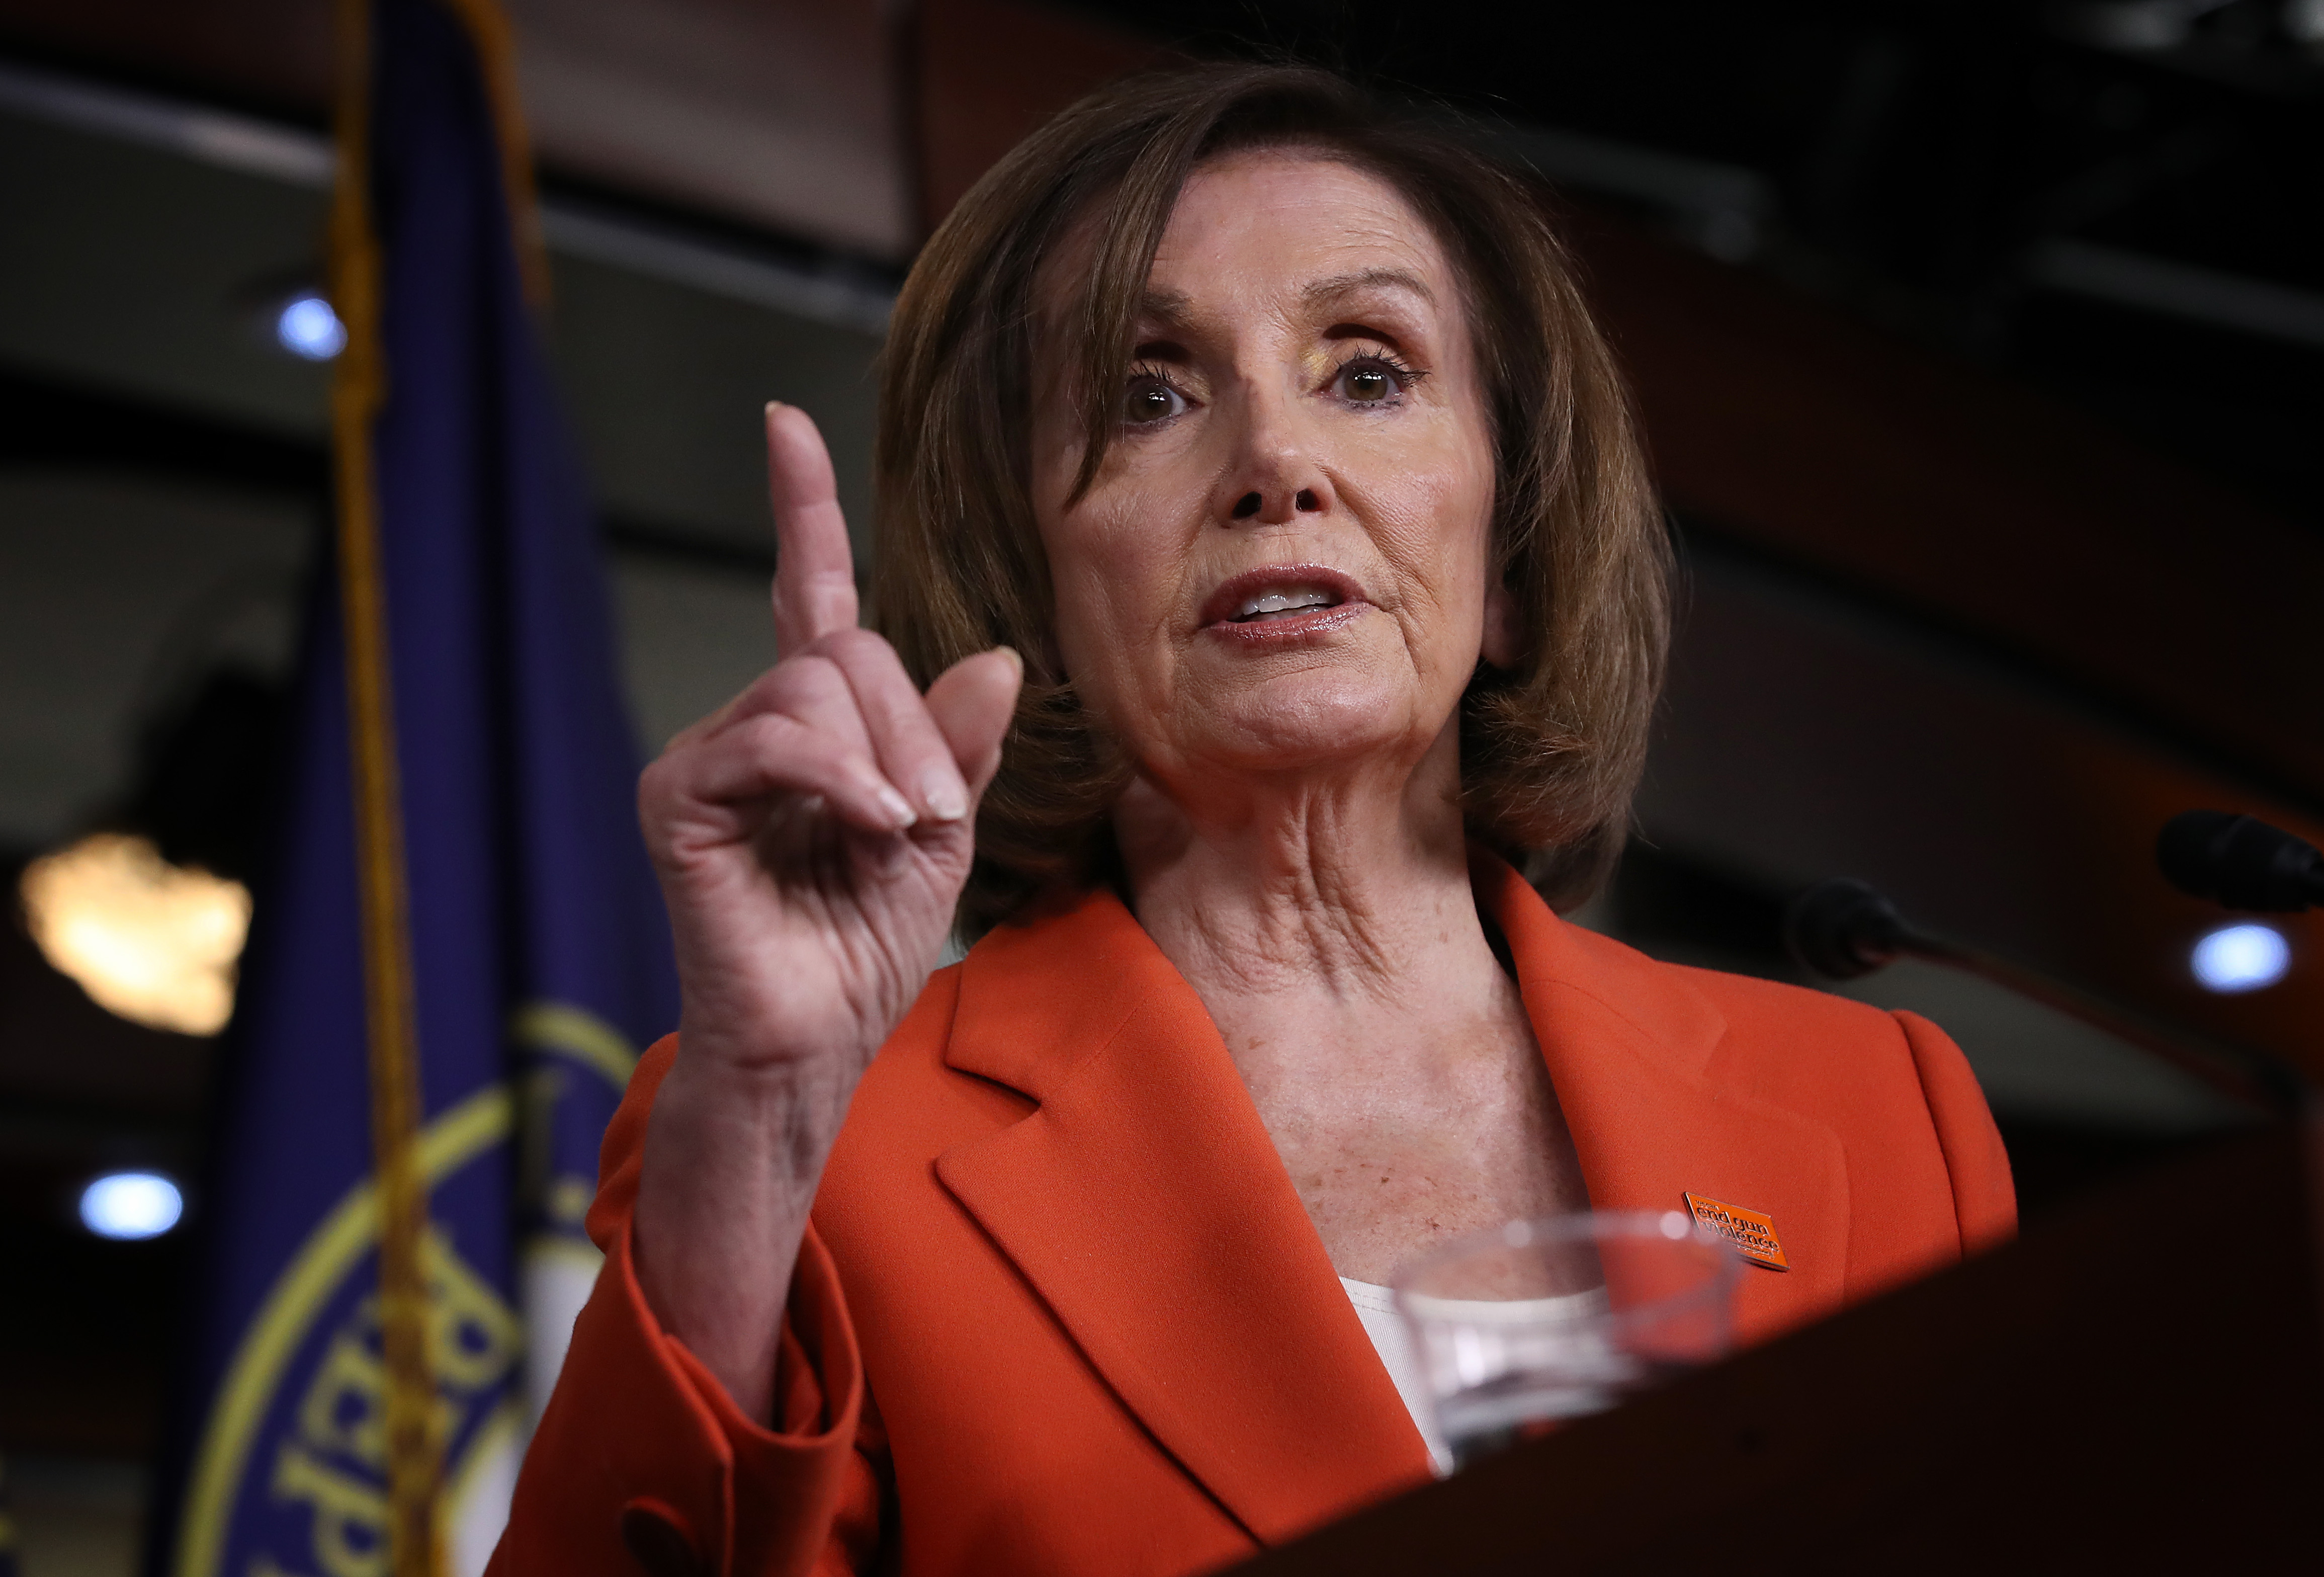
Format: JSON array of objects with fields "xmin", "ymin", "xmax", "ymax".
[
  {"xmin": 1329, "ymin": 351, "xmax": 1422, "ymax": 407},
  {"xmin": 1122, "ymin": 371, "xmax": 1188, "ymax": 427}
]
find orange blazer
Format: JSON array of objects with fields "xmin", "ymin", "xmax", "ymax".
[{"xmin": 493, "ymin": 852, "xmax": 2014, "ymax": 1577}]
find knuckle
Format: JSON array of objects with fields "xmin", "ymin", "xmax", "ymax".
[
  {"xmin": 733, "ymin": 712, "xmax": 799, "ymax": 757},
  {"xmin": 811, "ymin": 627, "xmax": 894, "ymax": 672},
  {"xmin": 775, "ymin": 651, "xmax": 848, "ymax": 696},
  {"xmin": 736, "ymin": 715, "xmax": 852, "ymax": 786},
  {"xmin": 638, "ymin": 750, "xmax": 689, "ymax": 801}
]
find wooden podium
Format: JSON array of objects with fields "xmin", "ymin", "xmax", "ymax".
[{"xmin": 1234, "ymin": 1121, "xmax": 2324, "ymax": 1574}]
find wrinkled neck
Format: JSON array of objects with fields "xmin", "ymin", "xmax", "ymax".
[{"xmin": 1114, "ymin": 723, "xmax": 1489, "ymax": 1008}]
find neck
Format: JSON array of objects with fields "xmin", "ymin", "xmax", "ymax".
[
  {"xmin": 1110, "ymin": 728, "xmax": 1584, "ymax": 1288},
  {"xmin": 1114, "ymin": 725, "xmax": 1494, "ymax": 1015}
]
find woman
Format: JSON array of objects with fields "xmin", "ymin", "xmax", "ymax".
[{"xmin": 497, "ymin": 63, "xmax": 2012, "ymax": 1577}]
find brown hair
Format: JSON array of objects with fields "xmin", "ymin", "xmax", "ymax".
[{"xmin": 873, "ymin": 62, "xmax": 1671, "ymax": 936}]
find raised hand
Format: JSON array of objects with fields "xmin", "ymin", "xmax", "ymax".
[
  {"xmin": 642, "ymin": 403, "xmax": 1017, "ymax": 1081},
  {"xmin": 633, "ymin": 404, "xmax": 1019, "ymax": 1417}
]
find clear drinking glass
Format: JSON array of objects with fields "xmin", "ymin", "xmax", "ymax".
[{"xmin": 1393, "ymin": 1211, "xmax": 1742, "ymax": 1470}]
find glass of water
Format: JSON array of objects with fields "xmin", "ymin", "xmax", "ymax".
[{"xmin": 1393, "ymin": 1211, "xmax": 1742, "ymax": 1470}]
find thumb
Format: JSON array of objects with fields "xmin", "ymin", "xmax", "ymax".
[{"xmin": 925, "ymin": 647, "xmax": 1023, "ymax": 798}]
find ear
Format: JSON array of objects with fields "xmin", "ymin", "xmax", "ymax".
[{"xmin": 1480, "ymin": 579, "xmax": 1522, "ymax": 670}]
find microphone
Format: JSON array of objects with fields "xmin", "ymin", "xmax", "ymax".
[
  {"xmin": 1782, "ymin": 875, "xmax": 2303, "ymax": 1116},
  {"xmin": 2156, "ymin": 811, "xmax": 2324, "ymax": 914},
  {"xmin": 1781, "ymin": 878, "xmax": 1905, "ymax": 981}
]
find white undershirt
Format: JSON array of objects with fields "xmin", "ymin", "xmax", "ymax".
[{"xmin": 1338, "ymin": 1277, "xmax": 1608, "ymax": 1477}]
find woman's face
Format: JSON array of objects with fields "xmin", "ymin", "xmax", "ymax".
[{"xmin": 1030, "ymin": 149, "xmax": 1507, "ymax": 807}]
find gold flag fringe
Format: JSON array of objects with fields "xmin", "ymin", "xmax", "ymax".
[
  {"xmin": 327, "ymin": 0, "xmax": 440, "ymax": 1571},
  {"xmin": 325, "ymin": 0, "xmax": 551, "ymax": 1559}
]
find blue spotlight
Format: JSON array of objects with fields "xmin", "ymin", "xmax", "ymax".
[
  {"xmin": 2190, "ymin": 923, "xmax": 2291, "ymax": 994},
  {"xmin": 275, "ymin": 293, "xmax": 348, "ymax": 361},
  {"xmin": 79, "ymin": 1171, "xmax": 185, "ymax": 1240}
]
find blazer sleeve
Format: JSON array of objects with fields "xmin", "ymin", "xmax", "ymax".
[
  {"xmin": 1892, "ymin": 1009, "xmax": 2018, "ymax": 1256},
  {"xmin": 489, "ymin": 1036, "xmax": 888, "ymax": 1577}
]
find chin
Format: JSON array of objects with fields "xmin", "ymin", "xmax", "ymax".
[{"xmin": 1182, "ymin": 675, "xmax": 1437, "ymax": 776}]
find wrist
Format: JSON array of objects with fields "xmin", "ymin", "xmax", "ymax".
[{"xmin": 656, "ymin": 1043, "xmax": 860, "ymax": 1184}]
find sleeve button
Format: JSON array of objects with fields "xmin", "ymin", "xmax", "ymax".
[{"xmin": 619, "ymin": 1498, "xmax": 707, "ymax": 1577}]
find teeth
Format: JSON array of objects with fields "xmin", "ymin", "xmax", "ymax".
[{"xmin": 1236, "ymin": 587, "xmax": 1335, "ymax": 619}]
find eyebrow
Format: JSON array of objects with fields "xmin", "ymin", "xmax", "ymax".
[
  {"xmin": 1136, "ymin": 286, "xmax": 1195, "ymax": 330},
  {"xmin": 1133, "ymin": 267, "xmax": 1437, "ymax": 331},
  {"xmin": 1301, "ymin": 267, "xmax": 1437, "ymax": 309}
]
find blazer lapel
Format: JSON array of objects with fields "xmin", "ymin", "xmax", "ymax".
[
  {"xmin": 932, "ymin": 858, "xmax": 1852, "ymax": 1544},
  {"xmin": 1475, "ymin": 850, "xmax": 1852, "ymax": 1338},
  {"xmin": 934, "ymin": 891, "xmax": 1431, "ymax": 1546}
]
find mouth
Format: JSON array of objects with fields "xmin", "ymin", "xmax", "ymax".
[{"xmin": 1197, "ymin": 564, "xmax": 1369, "ymax": 643}]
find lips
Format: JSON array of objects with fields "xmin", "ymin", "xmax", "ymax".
[
  {"xmin": 1197, "ymin": 564, "xmax": 1367, "ymax": 632},
  {"xmin": 1236, "ymin": 588, "xmax": 1338, "ymax": 620}
]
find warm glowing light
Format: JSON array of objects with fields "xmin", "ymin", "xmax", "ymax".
[
  {"xmin": 20, "ymin": 833, "xmax": 251, "ymax": 1035},
  {"xmin": 2190, "ymin": 923, "xmax": 2291, "ymax": 994},
  {"xmin": 80, "ymin": 1171, "xmax": 185, "ymax": 1239}
]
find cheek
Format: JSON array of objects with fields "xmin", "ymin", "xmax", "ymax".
[
  {"xmin": 1433, "ymin": 430, "xmax": 1500, "ymax": 645},
  {"xmin": 1364, "ymin": 429, "xmax": 1498, "ymax": 647},
  {"xmin": 1035, "ymin": 418, "xmax": 1224, "ymax": 666},
  {"xmin": 1038, "ymin": 493, "xmax": 1183, "ymax": 684},
  {"xmin": 1029, "ymin": 429, "xmax": 1128, "ymax": 669}
]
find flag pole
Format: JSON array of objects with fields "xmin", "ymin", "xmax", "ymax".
[{"xmin": 328, "ymin": 2, "xmax": 442, "ymax": 1573}]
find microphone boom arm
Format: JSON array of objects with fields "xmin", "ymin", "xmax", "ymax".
[{"xmin": 1784, "ymin": 878, "xmax": 2302, "ymax": 1119}]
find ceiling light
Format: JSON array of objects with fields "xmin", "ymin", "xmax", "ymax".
[
  {"xmin": 275, "ymin": 293, "xmax": 347, "ymax": 360},
  {"xmin": 80, "ymin": 1171, "xmax": 185, "ymax": 1240},
  {"xmin": 2190, "ymin": 922, "xmax": 2291, "ymax": 993},
  {"xmin": 19, "ymin": 833, "xmax": 251, "ymax": 1035}
]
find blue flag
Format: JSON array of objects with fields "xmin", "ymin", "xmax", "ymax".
[{"xmin": 155, "ymin": 3, "xmax": 678, "ymax": 1574}]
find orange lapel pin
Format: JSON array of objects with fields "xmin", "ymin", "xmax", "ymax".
[{"xmin": 1683, "ymin": 1192, "xmax": 1789, "ymax": 1271}]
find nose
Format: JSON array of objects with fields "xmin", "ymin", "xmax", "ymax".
[
  {"xmin": 1213, "ymin": 386, "xmax": 1334, "ymax": 527},
  {"xmin": 1229, "ymin": 485, "xmax": 1322, "ymax": 522}
]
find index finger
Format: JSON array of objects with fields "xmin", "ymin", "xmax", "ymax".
[{"xmin": 765, "ymin": 402, "xmax": 860, "ymax": 656}]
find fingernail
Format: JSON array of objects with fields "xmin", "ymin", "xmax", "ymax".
[
  {"xmin": 874, "ymin": 784, "xmax": 917, "ymax": 829},
  {"xmin": 994, "ymin": 644, "xmax": 1023, "ymax": 677},
  {"xmin": 921, "ymin": 770, "xmax": 970, "ymax": 823}
]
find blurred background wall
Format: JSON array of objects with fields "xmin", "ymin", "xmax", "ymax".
[{"xmin": 1, "ymin": 2, "xmax": 2319, "ymax": 1570}]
